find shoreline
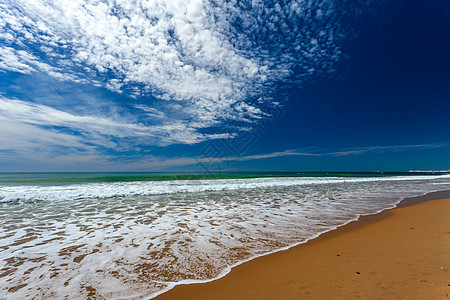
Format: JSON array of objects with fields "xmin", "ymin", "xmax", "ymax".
[{"xmin": 154, "ymin": 190, "xmax": 450, "ymax": 299}]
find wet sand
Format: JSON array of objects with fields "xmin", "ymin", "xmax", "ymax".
[{"xmin": 156, "ymin": 191, "xmax": 450, "ymax": 299}]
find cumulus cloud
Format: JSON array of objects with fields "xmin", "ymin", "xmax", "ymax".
[
  {"xmin": 0, "ymin": 0, "xmax": 376, "ymax": 137},
  {"xmin": 0, "ymin": 0, "xmax": 385, "ymax": 171}
]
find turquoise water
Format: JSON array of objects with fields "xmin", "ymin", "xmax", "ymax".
[{"xmin": 0, "ymin": 171, "xmax": 437, "ymax": 185}]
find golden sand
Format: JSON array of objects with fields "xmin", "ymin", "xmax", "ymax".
[{"xmin": 156, "ymin": 197, "xmax": 450, "ymax": 299}]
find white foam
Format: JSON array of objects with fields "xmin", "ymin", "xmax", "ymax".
[
  {"xmin": 0, "ymin": 175, "xmax": 449, "ymax": 299},
  {"xmin": 0, "ymin": 174, "xmax": 448, "ymax": 202}
]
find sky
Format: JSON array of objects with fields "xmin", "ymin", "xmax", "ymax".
[{"xmin": 0, "ymin": 0, "xmax": 449, "ymax": 172}]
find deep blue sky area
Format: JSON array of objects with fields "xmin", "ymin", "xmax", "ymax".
[
  {"xmin": 245, "ymin": 0, "xmax": 450, "ymax": 171},
  {"xmin": 0, "ymin": 0, "xmax": 449, "ymax": 172}
]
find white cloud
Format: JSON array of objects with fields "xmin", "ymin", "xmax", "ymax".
[
  {"xmin": 0, "ymin": 0, "xmax": 372, "ymax": 136},
  {"xmin": 133, "ymin": 104, "xmax": 167, "ymax": 119},
  {"xmin": 0, "ymin": 46, "xmax": 37, "ymax": 74},
  {"xmin": 0, "ymin": 97, "xmax": 234, "ymax": 147},
  {"xmin": 0, "ymin": 120, "xmax": 93, "ymax": 152}
]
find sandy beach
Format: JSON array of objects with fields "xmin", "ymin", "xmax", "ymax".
[{"xmin": 156, "ymin": 191, "xmax": 450, "ymax": 299}]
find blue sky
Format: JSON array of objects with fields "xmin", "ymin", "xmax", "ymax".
[{"xmin": 0, "ymin": 0, "xmax": 449, "ymax": 172}]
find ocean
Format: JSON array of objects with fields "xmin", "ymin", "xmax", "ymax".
[{"xmin": 1, "ymin": 172, "xmax": 449, "ymax": 299}]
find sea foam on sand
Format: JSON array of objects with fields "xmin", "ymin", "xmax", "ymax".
[{"xmin": 0, "ymin": 175, "xmax": 449, "ymax": 299}]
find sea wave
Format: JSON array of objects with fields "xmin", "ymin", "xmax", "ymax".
[
  {"xmin": 0, "ymin": 174, "xmax": 449, "ymax": 203},
  {"xmin": 1, "ymin": 175, "xmax": 449, "ymax": 299}
]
